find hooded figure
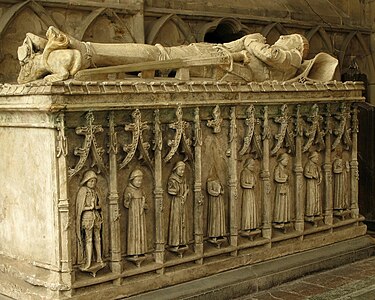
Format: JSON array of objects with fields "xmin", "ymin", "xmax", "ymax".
[
  {"xmin": 123, "ymin": 169, "xmax": 148, "ymax": 257},
  {"xmin": 167, "ymin": 161, "xmax": 189, "ymax": 249}
]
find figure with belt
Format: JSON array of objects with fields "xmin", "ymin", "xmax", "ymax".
[
  {"xmin": 76, "ymin": 170, "xmax": 104, "ymax": 272},
  {"xmin": 167, "ymin": 161, "xmax": 190, "ymax": 255},
  {"xmin": 123, "ymin": 169, "xmax": 148, "ymax": 266}
]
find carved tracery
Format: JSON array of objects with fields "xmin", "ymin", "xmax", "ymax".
[
  {"xmin": 164, "ymin": 106, "xmax": 193, "ymax": 162},
  {"xmin": 120, "ymin": 109, "xmax": 153, "ymax": 172},
  {"xmin": 69, "ymin": 111, "xmax": 108, "ymax": 179}
]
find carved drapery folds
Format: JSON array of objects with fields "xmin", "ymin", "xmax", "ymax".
[{"xmin": 61, "ymin": 99, "xmax": 362, "ymax": 283}]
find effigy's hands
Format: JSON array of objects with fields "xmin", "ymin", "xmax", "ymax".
[
  {"xmin": 244, "ymin": 33, "xmax": 267, "ymax": 45},
  {"xmin": 240, "ymin": 50, "xmax": 251, "ymax": 64}
]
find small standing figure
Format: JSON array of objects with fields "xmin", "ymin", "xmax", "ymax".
[
  {"xmin": 304, "ymin": 151, "xmax": 322, "ymax": 223},
  {"xmin": 168, "ymin": 161, "xmax": 190, "ymax": 256},
  {"xmin": 240, "ymin": 158, "xmax": 260, "ymax": 238},
  {"xmin": 207, "ymin": 177, "xmax": 226, "ymax": 247},
  {"xmin": 333, "ymin": 157, "xmax": 350, "ymax": 217},
  {"xmin": 76, "ymin": 170, "xmax": 105, "ymax": 275},
  {"xmin": 124, "ymin": 169, "xmax": 148, "ymax": 266},
  {"xmin": 273, "ymin": 153, "xmax": 292, "ymax": 230}
]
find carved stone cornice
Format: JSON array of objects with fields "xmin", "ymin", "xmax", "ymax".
[{"xmin": 0, "ymin": 81, "xmax": 365, "ymax": 97}]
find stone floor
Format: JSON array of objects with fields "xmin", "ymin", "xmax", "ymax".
[{"xmin": 238, "ymin": 253, "xmax": 375, "ymax": 300}]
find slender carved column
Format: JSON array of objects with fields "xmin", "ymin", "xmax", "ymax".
[
  {"xmin": 154, "ymin": 110, "xmax": 165, "ymax": 265},
  {"xmin": 193, "ymin": 108, "xmax": 204, "ymax": 262},
  {"xmin": 108, "ymin": 112, "xmax": 122, "ymax": 279},
  {"xmin": 261, "ymin": 106, "xmax": 272, "ymax": 239},
  {"xmin": 228, "ymin": 107, "xmax": 238, "ymax": 251},
  {"xmin": 56, "ymin": 113, "xmax": 74, "ymax": 288},
  {"xmin": 350, "ymin": 105, "xmax": 359, "ymax": 218},
  {"xmin": 324, "ymin": 105, "xmax": 333, "ymax": 225},
  {"xmin": 294, "ymin": 106, "xmax": 304, "ymax": 232}
]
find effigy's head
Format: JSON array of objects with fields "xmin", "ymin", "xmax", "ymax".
[{"xmin": 275, "ymin": 34, "xmax": 309, "ymax": 59}]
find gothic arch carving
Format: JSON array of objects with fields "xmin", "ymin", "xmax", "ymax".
[
  {"xmin": 80, "ymin": 8, "xmax": 136, "ymax": 42},
  {"xmin": 0, "ymin": 0, "xmax": 57, "ymax": 41},
  {"xmin": 261, "ymin": 23, "xmax": 288, "ymax": 38},
  {"xmin": 74, "ymin": 7, "xmax": 106, "ymax": 40},
  {"xmin": 196, "ymin": 17, "xmax": 250, "ymax": 42},
  {"xmin": 306, "ymin": 26, "xmax": 333, "ymax": 54},
  {"xmin": 339, "ymin": 31, "xmax": 373, "ymax": 71},
  {"xmin": 146, "ymin": 14, "xmax": 196, "ymax": 45}
]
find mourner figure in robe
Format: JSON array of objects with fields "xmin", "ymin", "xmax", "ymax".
[
  {"xmin": 273, "ymin": 153, "xmax": 291, "ymax": 227},
  {"xmin": 76, "ymin": 170, "xmax": 104, "ymax": 270},
  {"xmin": 167, "ymin": 161, "xmax": 190, "ymax": 250},
  {"xmin": 241, "ymin": 158, "xmax": 258, "ymax": 232},
  {"xmin": 123, "ymin": 169, "xmax": 148, "ymax": 257},
  {"xmin": 17, "ymin": 26, "xmax": 338, "ymax": 84},
  {"xmin": 207, "ymin": 177, "xmax": 226, "ymax": 242},
  {"xmin": 304, "ymin": 151, "xmax": 322, "ymax": 217},
  {"xmin": 333, "ymin": 157, "xmax": 349, "ymax": 212}
]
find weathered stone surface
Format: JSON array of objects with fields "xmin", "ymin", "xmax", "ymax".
[{"xmin": 0, "ymin": 80, "xmax": 367, "ymax": 299}]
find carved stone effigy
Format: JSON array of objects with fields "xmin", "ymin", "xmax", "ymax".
[
  {"xmin": 17, "ymin": 27, "xmax": 339, "ymax": 84},
  {"xmin": 0, "ymin": 28, "xmax": 368, "ymax": 300}
]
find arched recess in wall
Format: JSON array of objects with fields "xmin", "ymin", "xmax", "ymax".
[
  {"xmin": 146, "ymin": 14, "xmax": 196, "ymax": 46},
  {"xmin": 339, "ymin": 31, "xmax": 375, "ymax": 79},
  {"xmin": 261, "ymin": 23, "xmax": 288, "ymax": 45},
  {"xmin": 197, "ymin": 17, "xmax": 250, "ymax": 43},
  {"xmin": 82, "ymin": 8, "xmax": 136, "ymax": 43},
  {"xmin": 0, "ymin": 0, "xmax": 57, "ymax": 42},
  {"xmin": 0, "ymin": 0, "xmax": 57, "ymax": 83},
  {"xmin": 306, "ymin": 26, "xmax": 334, "ymax": 58}
]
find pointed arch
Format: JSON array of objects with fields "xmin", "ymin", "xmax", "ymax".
[
  {"xmin": 0, "ymin": 0, "xmax": 57, "ymax": 41},
  {"xmin": 306, "ymin": 26, "xmax": 333, "ymax": 53},
  {"xmin": 197, "ymin": 17, "xmax": 250, "ymax": 42},
  {"xmin": 339, "ymin": 31, "xmax": 375, "ymax": 81},
  {"xmin": 339, "ymin": 31, "xmax": 372, "ymax": 70},
  {"xmin": 74, "ymin": 7, "xmax": 106, "ymax": 40},
  {"xmin": 147, "ymin": 14, "xmax": 196, "ymax": 45},
  {"xmin": 261, "ymin": 23, "xmax": 288, "ymax": 38}
]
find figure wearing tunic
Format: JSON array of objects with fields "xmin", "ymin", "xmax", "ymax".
[
  {"xmin": 273, "ymin": 164, "xmax": 291, "ymax": 223},
  {"xmin": 241, "ymin": 167, "xmax": 258, "ymax": 230},
  {"xmin": 76, "ymin": 173, "xmax": 103, "ymax": 269},
  {"xmin": 333, "ymin": 158, "xmax": 348, "ymax": 210},
  {"xmin": 207, "ymin": 179, "xmax": 226, "ymax": 238},
  {"xmin": 168, "ymin": 172, "xmax": 189, "ymax": 247},
  {"xmin": 124, "ymin": 183, "xmax": 147, "ymax": 256},
  {"xmin": 304, "ymin": 159, "xmax": 322, "ymax": 216}
]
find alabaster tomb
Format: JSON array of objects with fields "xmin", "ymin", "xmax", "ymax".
[{"xmin": 0, "ymin": 27, "xmax": 370, "ymax": 299}]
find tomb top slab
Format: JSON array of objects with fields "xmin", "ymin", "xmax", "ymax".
[{"xmin": 0, "ymin": 80, "xmax": 365, "ymax": 112}]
